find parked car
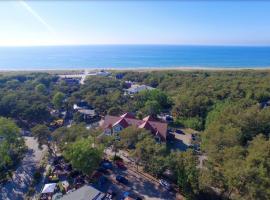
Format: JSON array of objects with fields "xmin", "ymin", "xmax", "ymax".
[
  {"xmin": 159, "ymin": 179, "xmax": 171, "ymax": 190},
  {"xmin": 167, "ymin": 128, "xmax": 173, "ymax": 134},
  {"xmin": 175, "ymin": 129, "xmax": 184, "ymax": 134},
  {"xmin": 97, "ymin": 167, "xmax": 110, "ymax": 175},
  {"xmin": 165, "ymin": 115, "xmax": 173, "ymax": 122},
  {"xmin": 120, "ymin": 191, "xmax": 130, "ymax": 200},
  {"xmin": 98, "ymin": 176, "xmax": 107, "ymax": 185},
  {"xmin": 102, "ymin": 161, "xmax": 113, "ymax": 170},
  {"xmin": 115, "ymin": 161, "xmax": 126, "ymax": 170},
  {"xmin": 116, "ymin": 175, "xmax": 128, "ymax": 185},
  {"xmin": 107, "ymin": 186, "xmax": 117, "ymax": 197}
]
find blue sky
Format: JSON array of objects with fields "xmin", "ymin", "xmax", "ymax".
[{"xmin": 0, "ymin": 1, "xmax": 269, "ymax": 46}]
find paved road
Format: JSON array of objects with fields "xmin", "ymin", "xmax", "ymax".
[{"xmin": 0, "ymin": 137, "xmax": 47, "ymax": 200}]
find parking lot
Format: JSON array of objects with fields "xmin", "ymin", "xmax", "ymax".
[
  {"xmin": 168, "ymin": 128, "xmax": 201, "ymax": 152},
  {"xmin": 95, "ymin": 161, "xmax": 176, "ymax": 200}
]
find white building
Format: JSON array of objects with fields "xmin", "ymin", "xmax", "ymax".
[
  {"xmin": 58, "ymin": 70, "xmax": 111, "ymax": 85},
  {"xmin": 125, "ymin": 84, "xmax": 154, "ymax": 95}
]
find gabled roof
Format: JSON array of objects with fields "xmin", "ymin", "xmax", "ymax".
[
  {"xmin": 148, "ymin": 121, "xmax": 168, "ymax": 140},
  {"xmin": 113, "ymin": 118, "xmax": 129, "ymax": 128},
  {"xmin": 143, "ymin": 115, "xmax": 156, "ymax": 122},
  {"xmin": 60, "ymin": 185, "xmax": 105, "ymax": 200},
  {"xmin": 120, "ymin": 112, "xmax": 135, "ymax": 119},
  {"xmin": 124, "ymin": 118, "xmax": 143, "ymax": 126},
  {"xmin": 102, "ymin": 113, "xmax": 168, "ymax": 140},
  {"xmin": 106, "ymin": 124, "xmax": 112, "ymax": 129},
  {"xmin": 138, "ymin": 121, "xmax": 155, "ymax": 133}
]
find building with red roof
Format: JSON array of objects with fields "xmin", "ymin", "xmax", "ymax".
[{"xmin": 101, "ymin": 113, "xmax": 168, "ymax": 141}]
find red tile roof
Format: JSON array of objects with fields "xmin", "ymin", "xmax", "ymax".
[{"xmin": 102, "ymin": 114, "xmax": 168, "ymax": 140}]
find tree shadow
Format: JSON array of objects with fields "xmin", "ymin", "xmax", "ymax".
[{"xmin": 167, "ymin": 138, "xmax": 188, "ymax": 151}]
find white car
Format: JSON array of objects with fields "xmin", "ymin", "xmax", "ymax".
[{"xmin": 159, "ymin": 179, "xmax": 171, "ymax": 190}]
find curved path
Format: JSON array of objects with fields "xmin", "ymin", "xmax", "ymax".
[{"xmin": 0, "ymin": 137, "xmax": 47, "ymax": 200}]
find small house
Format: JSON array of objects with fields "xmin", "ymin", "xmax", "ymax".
[
  {"xmin": 73, "ymin": 101, "xmax": 99, "ymax": 123},
  {"xmin": 60, "ymin": 185, "xmax": 105, "ymax": 200},
  {"xmin": 125, "ymin": 84, "xmax": 154, "ymax": 95}
]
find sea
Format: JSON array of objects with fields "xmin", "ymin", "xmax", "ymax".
[{"xmin": 0, "ymin": 45, "xmax": 270, "ymax": 70}]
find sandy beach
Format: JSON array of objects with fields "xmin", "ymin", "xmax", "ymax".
[{"xmin": 1, "ymin": 67, "xmax": 270, "ymax": 75}]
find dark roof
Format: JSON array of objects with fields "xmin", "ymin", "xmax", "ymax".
[
  {"xmin": 120, "ymin": 112, "xmax": 135, "ymax": 119},
  {"xmin": 138, "ymin": 121, "xmax": 155, "ymax": 133},
  {"xmin": 60, "ymin": 185, "xmax": 104, "ymax": 200},
  {"xmin": 143, "ymin": 115, "xmax": 156, "ymax": 122},
  {"xmin": 76, "ymin": 101, "xmax": 93, "ymax": 109},
  {"xmin": 113, "ymin": 118, "xmax": 129, "ymax": 128}
]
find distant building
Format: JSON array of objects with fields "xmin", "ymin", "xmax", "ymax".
[
  {"xmin": 101, "ymin": 113, "xmax": 168, "ymax": 141},
  {"xmin": 88, "ymin": 70, "xmax": 111, "ymax": 77},
  {"xmin": 73, "ymin": 101, "xmax": 93, "ymax": 111},
  {"xmin": 115, "ymin": 73, "xmax": 124, "ymax": 79},
  {"xmin": 123, "ymin": 81, "xmax": 132, "ymax": 89},
  {"xmin": 125, "ymin": 84, "xmax": 154, "ymax": 95},
  {"xmin": 73, "ymin": 101, "xmax": 98, "ymax": 122},
  {"xmin": 58, "ymin": 70, "xmax": 110, "ymax": 85},
  {"xmin": 60, "ymin": 185, "xmax": 105, "ymax": 200},
  {"xmin": 60, "ymin": 77, "xmax": 80, "ymax": 85}
]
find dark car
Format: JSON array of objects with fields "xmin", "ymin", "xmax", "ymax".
[
  {"xmin": 175, "ymin": 129, "xmax": 184, "ymax": 134},
  {"xmin": 115, "ymin": 161, "xmax": 127, "ymax": 170},
  {"xmin": 165, "ymin": 115, "xmax": 173, "ymax": 122},
  {"xmin": 120, "ymin": 191, "xmax": 130, "ymax": 200},
  {"xmin": 97, "ymin": 167, "xmax": 110, "ymax": 175},
  {"xmin": 107, "ymin": 186, "xmax": 117, "ymax": 197},
  {"xmin": 116, "ymin": 175, "xmax": 128, "ymax": 185},
  {"xmin": 102, "ymin": 161, "xmax": 113, "ymax": 170}
]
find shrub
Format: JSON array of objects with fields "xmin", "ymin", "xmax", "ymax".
[
  {"xmin": 113, "ymin": 155, "xmax": 123, "ymax": 161},
  {"xmin": 177, "ymin": 117, "xmax": 203, "ymax": 131},
  {"xmin": 33, "ymin": 171, "xmax": 42, "ymax": 184},
  {"xmin": 26, "ymin": 187, "xmax": 35, "ymax": 196}
]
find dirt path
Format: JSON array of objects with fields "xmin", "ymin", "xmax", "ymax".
[{"xmin": 0, "ymin": 137, "xmax": 47, "ymax": 200}]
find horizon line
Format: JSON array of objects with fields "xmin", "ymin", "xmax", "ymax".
[{"xmin": 1, "ymin": 43, "xmax": 270, "ymax": 48}]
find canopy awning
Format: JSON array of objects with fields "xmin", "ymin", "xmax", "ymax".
[{"xmin": 42, "ymin": 183, "xmax": 57, "ymax": 194}]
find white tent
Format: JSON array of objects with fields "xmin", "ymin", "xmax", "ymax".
[{"xmin": 42, "ymin": 183, "xmax": 57, "ymax": 194}]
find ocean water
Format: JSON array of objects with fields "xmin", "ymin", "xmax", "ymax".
[{"xmin": 0, "ymin": 45, "xmax": 270, "ymax": 70}]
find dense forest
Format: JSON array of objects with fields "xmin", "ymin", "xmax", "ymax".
[{"xmin": 0, "ymin": 70, "xmax": 269, "ymax": 199}]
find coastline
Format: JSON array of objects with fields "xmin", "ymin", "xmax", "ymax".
[{"xmin": 1, "ymin": 66, "xmax": 270, "ymax": 74}]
